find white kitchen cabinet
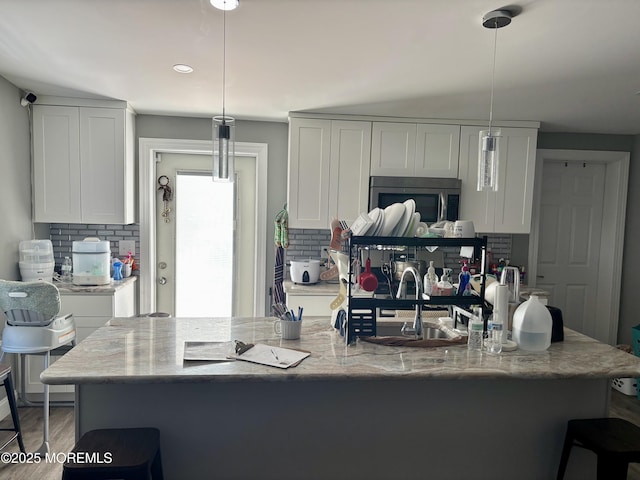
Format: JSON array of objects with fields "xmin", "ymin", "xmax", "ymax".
[
  {"xmin": 370, "ymin": 122, "xmax": 460, "ymax": 178},
  {"xmin": 32, "ymin": 102, "xmax": 136, "ymax": 224},
  {"xmin": 288, "ymin": 118, "xmax": 371, "ymax": 228},
  {"xmin": 458, "ymin": 126, "xmax": 538, "ymax": 233},
  {"xmin": 23, "ymin": 279, "xmax": 136, "ymax": 395}
]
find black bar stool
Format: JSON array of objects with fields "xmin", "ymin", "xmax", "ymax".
[
  {"xmin": 557, "ymin": 417, "xmax": 640, "ymax": 480},
  {"xmin": 0, "ymin": 363, "xmax": 25, "ymax": 453},
  {"xmin": 62, "ymin": 428, "xmax": 163, "ymax": 480}
]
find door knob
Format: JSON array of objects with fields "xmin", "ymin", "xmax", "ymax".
[{"xmin": 158, "ymin": 276, "xmax": 167, "ymax": 285}]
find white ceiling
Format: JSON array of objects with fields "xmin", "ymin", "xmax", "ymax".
[{"xmin": 1, "ymin": 0, "xmax": 639, "ymax": 134}]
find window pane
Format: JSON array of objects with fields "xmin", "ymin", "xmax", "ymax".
[{"xmin": 175, "ymin": 173, "xmax": 234, "ymax": 316}]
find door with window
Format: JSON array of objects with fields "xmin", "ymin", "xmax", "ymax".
[{"xmin": 155, "ymin": 152, "xmax": 256, "ymax": 317}]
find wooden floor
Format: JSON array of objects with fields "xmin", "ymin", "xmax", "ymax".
[
  {"xmin": 0, "ymin": 405, "xmax": 74, "ymax": 480},
  {"xmin": 0, "ymin": 389, "xmax": 639, "ymax": 479}
]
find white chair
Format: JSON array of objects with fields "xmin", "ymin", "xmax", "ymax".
[{"xmin": 0, "ymin": 279, "xmax": 76, "ymax": 454}]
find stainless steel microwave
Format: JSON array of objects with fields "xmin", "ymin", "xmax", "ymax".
[{"xmin": 369, "ymin": 176, "xmax": 461, "ymax": 223}]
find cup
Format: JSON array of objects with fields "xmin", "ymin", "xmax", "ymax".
[
  {"xmin": 453, "ymin": 220, "xmax": 475, "ymax": 238},
  {"xmin": 274, "ymin": 319, "xmax": 302, "ymax": 340}
]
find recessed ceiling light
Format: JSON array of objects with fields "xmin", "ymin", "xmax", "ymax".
[
  {"xmin": 173, "ymin": 64, "xmax": 194, "ymax": 74},
  {"xmin": 210, "ymin": 0, "xmax": 239, "ymax": 11}
]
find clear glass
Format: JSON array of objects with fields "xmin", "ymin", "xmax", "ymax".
[
  {"xmin": 213, "ymin": 116, "xmax": 235, "ymax": 183},
  {"xmin": 175, "ymin": 172, "xmax": 234, "ymax": 317},
  {"xmin": 477, "ymin": 130, "xmax": 499, "ymax": 191}
]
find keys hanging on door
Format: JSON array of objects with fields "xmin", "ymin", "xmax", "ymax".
[{"xmin": 158, "ymin": 175, "xmax": 173, "ymax": 223}]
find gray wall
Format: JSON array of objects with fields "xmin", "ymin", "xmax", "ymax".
[
  {"xmin": 537, "ymin": 132, "xmax": 639, "ymax": 345},
  {"xmin": 0, "ymin": 77, "xmax": 34, "ymax": 280},
  {"xmin": 135, "ymin": 115, "xmax": 289, "ymax": 312}
]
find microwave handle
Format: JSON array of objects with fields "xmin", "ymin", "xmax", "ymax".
[{"xmin": 439, "ymin": 192, "xmax": 447, "ymax": 222}]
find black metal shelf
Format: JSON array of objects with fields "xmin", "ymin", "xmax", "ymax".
[
  {"xmin": 349, "ymin": 296, "xmax": 483, "ymax": 310},
  {"xmin": 345, "ymin": 235, "xmax": 488, "ymax": 344},
  {"xmin": 350, "ymin": 236, "xmax": 486, "ymax": 248}
]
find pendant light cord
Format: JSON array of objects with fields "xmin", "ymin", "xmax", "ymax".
[
  {"xmin": 488, "ymin": 18, "xmax": 498, "ymax": 136},
  {"xmin": 222, "ymin": 7, "xmax": 227, "ymax": 123}
]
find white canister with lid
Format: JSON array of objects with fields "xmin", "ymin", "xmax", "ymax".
[{"xmin": 512, "ymin": 295, "xmax": 552, "ymax": 351}]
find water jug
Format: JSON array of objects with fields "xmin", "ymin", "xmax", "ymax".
[{"xmin": 512, "ymin": 295, "xmax": 552, "ymax": 351}]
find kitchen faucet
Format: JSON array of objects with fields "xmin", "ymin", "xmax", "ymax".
[{"xmin": 395, "ymin": 266, "xmax": 423, "ymax": 339}]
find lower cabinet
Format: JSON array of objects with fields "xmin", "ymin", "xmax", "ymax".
[{"xmin": 23, "ymin": 280, "xmax": 136, "ymax": 395}]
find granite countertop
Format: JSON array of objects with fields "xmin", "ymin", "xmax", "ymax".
[
  {"xmin": 41, "ymin": 315, "xmax": 640, "ymax": 385},
  {"xmin": 283, "ymin": 280, "xmax": 338, "ymax": 295},
  {"xmin": 55, "ymin": 275, "xmax": 137, "ymax": 295}
]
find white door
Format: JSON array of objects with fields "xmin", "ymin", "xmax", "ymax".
[
  {"xmin": 535, "ymin": 161, "xmax": 605, "ymax": 339},
  {"xmin": 155, "ymin": 152, "xmax": 256, "ymax": 317}
]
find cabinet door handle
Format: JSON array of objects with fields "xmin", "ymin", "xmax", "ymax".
[{"xmin": 536, "ymin": 275, "xmax": 544, "ymax": 279}]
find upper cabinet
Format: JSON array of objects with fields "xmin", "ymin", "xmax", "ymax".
[
  {"xmin": 32, "ymin": 100, "xmax": 136, "ymax": 224},
  {"xmin": 458, "ymin": 126, "xmax": 538, "ymax": 233},
  {"xmin": 287, "ymin": 118, "xmax": 371, "ymax": 229},
  {"xmin": 288, "ymin": 118, "xmax": 371, "ymax": 229},
  {"xmin": 370, "ymin": 122, "xmax": 460, "ymax": 178},
  {"xmin": 287, "ymin": 113, "xmax": 538, "ymax": 233}
]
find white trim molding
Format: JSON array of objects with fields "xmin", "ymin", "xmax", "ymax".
[{"xmin": 138, "ymin": 138, "xmax": 268, "ymax": 316}]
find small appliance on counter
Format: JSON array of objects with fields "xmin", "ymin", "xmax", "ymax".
[
  {"xmin": 72, "ymin": 237, "xmax": 111, "ymax": 285},
  {"xmin": 19, "ymin": 239, "xmax": 55, "ymax": 281},
  {"xmin": 290, "ymin": 259, "xmax": 321, "ymax": 284}
]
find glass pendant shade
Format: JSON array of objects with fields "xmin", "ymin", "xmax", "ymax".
[
  {"xmin": 213, "ymin": 116, "xmax": 235, "ymax": 182},
  {"xmin": 477, "ymin": 130, "xmax": 499, "ymax": 192}
]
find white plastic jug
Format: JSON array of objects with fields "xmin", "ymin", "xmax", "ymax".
[{"xmin": 512, "ymin": 295, "xmax": 552, "ymax": 351}]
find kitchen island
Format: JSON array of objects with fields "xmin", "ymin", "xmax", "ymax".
[{"xmin": 42, "ymin": 316, "xmax": 640, "ymax": 480}]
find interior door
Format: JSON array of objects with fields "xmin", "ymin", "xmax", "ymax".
[
  {"xmin": 155, "ymin": 152, "xmax": 256, "ymax": 317},
  {"xmin": 535, "ymin": 161, "xmax": 605, "ymax": 339}
]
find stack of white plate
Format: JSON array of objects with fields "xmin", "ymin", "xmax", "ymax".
[{"xmin": 352, "ymin": 200, "xmax": 421, "ymax": 237}]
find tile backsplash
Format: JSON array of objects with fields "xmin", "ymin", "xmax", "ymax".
[
  {"xmin": 48, "ymin": 223, "xmax": 140, "ymax": 272},
  {"xmin": 286, "ymin": 228, "xmax": 514, "ymax": 274}
]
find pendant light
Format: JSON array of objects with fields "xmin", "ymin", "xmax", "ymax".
[
  {"xmin": 477, "ymin": 9, "xmax": 512, "ymax": 192},
  {"xmin": 212, "ymin": 0, "xmax": 237, "ymax": 182}
]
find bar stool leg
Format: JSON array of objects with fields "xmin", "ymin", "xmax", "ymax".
[
  {"xmin": 556, "ymin": 428, "xmax": 574, "ymax": 480},
  {"xmin": 150, "ymin": 449, "xmax": 164, "ymax": 480},
  {"xmin": 3, "ymin": 369, "xmax": 26, "ymax": 453}
]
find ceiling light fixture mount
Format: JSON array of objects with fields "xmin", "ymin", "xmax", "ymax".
[
  {"xmin": 477, "ymin": 8, "xmax": 512, "ymax": 192},
  {"xmin": 212, "ymin": 0, "xmax": 238, "ymax": 182},
  {"xmin": 210, "ymin": 0, "xmax": 238, "ymax": 11}
]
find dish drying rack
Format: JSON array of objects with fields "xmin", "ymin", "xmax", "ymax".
[{"xmin": 345, "ymin": 235, "xmax": 488, "ymax": 344}]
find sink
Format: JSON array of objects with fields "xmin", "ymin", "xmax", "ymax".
[{"xmin": 374, "ymin": 323, "xmax": 449, "ymax": 339}]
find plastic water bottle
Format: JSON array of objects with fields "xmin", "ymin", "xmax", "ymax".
[
  {"xmin": 487, "ymin": 314, "xmax": 503, "ymax": 354},
  {"xmin": 468, "ymin": 307, "xmax": 484, "ymax": 351},
  {"xmin": 61, "ymin": 256, "xmax": 72, "ymax": 282}
]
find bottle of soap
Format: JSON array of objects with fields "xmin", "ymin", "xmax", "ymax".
[
  {"xmin": 424, "ymin": 260, "xmax": 437, "ymax": 295},
  {"xmin": 438, "ymin": 268, "xmax": 454, "ymax": 296},
  {"xmin": 458, "ymin": 261, "xmax": 471, "ymax": 296}
]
